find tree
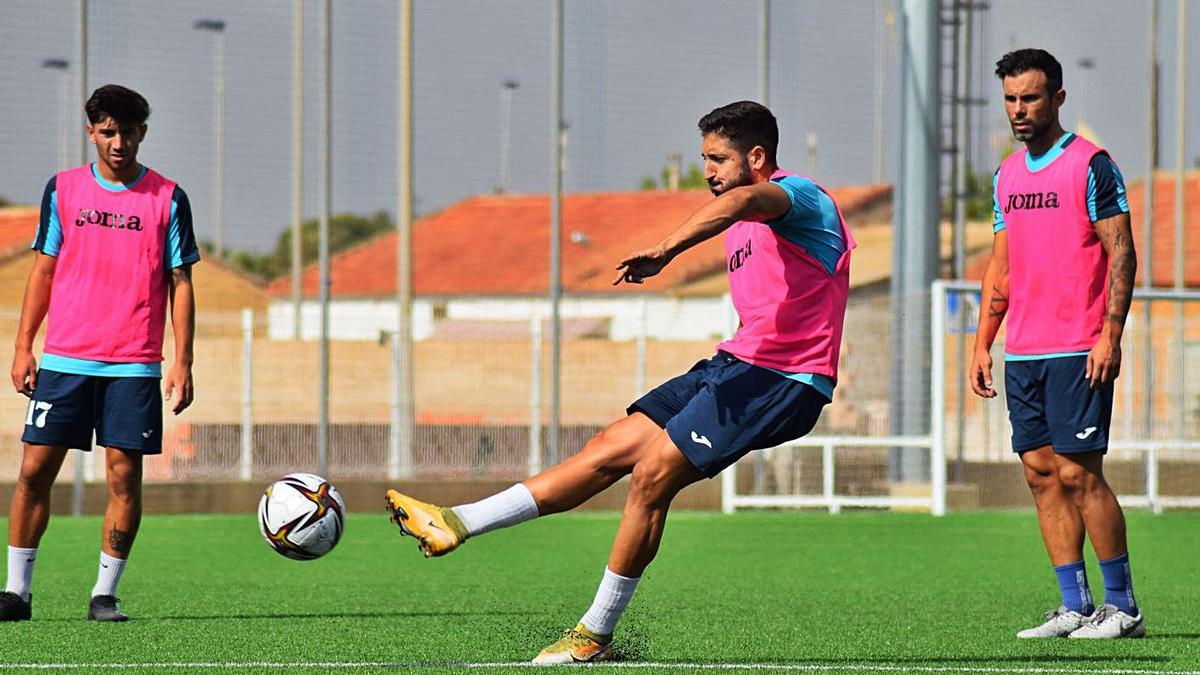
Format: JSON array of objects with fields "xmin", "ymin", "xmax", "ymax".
[
  {"xmin": 223, "ymin": 210, "xmax": 393, "ymax": 280},
  {"xmin": 639, "ymin": 162, "xmax": 708, "ymax": 191}
]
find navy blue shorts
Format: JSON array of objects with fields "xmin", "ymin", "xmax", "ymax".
[
  {"xmin": 628, "ymin": 352, "xmax": 828, "ymax": 478},
  {"xmin": 20, "ymin": 370, "xmax": 163, "ymax": 454},
  {"xmin": 1004, "ymin": 355, "xmax": 1112, "ymax": 455}
]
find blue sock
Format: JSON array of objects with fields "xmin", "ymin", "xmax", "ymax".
[
  {"xmin": 1053, "ymin": 560, "xmax": 1094, "ymax": 615},
  {"xmin": 1098, "ymin": 553, "xmax": 1137, "ymax": 614}
]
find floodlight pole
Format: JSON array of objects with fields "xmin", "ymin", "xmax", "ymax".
[
  {"xmin": 1171, "ymin": 0, "xmax": 1188, "ymax": 438},
  {"xmin": 73, "ymin": 0, "xmax": 87, "ymax": 516},
  {"xmin": 759, "ymin": 0, "xmax": 769, "ymax": 106},
  {"xmin": 194, "ymin": 18, "xmax": 227, "ymax": 256}
]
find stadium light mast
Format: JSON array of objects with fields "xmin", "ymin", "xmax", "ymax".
[
  {"xmin": 194, "ymin": 18, "xmax": 227, "ymax": 257},
  {"xmin": 548, "ymin": 0, "xmax": 564, "ymax": 465},
  {"xmin": 41, "ymin": 59, "xmax": 71, "ymax": 171},
  {"xmin": 1141, "ymin": 0, "xmax": 1158, "ymax": 440},
  {"xmin": 759, "ymin": 0, "xmax": 769, "ymax": 106},
  {"xmin": 1171, "ymin": 0, "xmax": 1188, "ymax": 438}
]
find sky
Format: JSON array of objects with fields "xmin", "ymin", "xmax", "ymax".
[{"xmin": 1, "ymin": 0, "xmax": 1197, "ymax": 253}]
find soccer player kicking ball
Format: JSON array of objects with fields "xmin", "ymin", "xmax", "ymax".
[
  {"xmin": 387, "ymin": 101, "xmax": 855, "ymax": 663},
  {"xmin": 972, "ymin": 50, "xmax": 1142, "ymax": 639},
  {"xmin": 0, "ymin": 85, "xmax": 200, "ymax": 622}
]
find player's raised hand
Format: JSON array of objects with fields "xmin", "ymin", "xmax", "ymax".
[
  {"xmin": 164, "ymin": 362, "xmax": 194, "ymax": 414},
  {"xmin": 1086, "ymin": 338, "xmax": 1121, "ymax": 390},
  {"xmin": 11, "ymin": 349, "xmax": 38, "ymax": 397},
  {"xmin": 613, "ymin": 247, "xmax": 672, "ymax": 285},
  {"xmin": 969, "ymin": 348, "xmax": 996, "ymax": 398}
]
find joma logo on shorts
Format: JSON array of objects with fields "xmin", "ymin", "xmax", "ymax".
[
  {"xmin": 1003, "ymin": 191, "xmax": 1060, "ymax": 213},
  {"xmin": 74, "ymin": 208, "xmax": 144, "ymax": 231}
]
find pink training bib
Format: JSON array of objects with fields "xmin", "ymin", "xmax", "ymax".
[
  {"xmin": 45, "ymin": 164, "xmax": 176, "ymax": 362},
  {"xmin": 997, "ymin": 136, "xmax": 1108, "ymax": 355},
  {"xmin": 716, "ymin": 170, "xmax": 855, "ymax": 380}
]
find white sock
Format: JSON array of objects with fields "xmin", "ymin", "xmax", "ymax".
[
  {"xmin": 579, "ymin": 567, "xmax": 640, "ymax": 637},
  {"xmin": 91, "ymin": 552, "xmax": 127, "ymax": 598},
  {"xmin": 451, "ymin": 483, "xmax": 539, "ymax": 537},
  {"xmin": 5, "ymin": 546, "xmax": 37, "ymax": 602}
]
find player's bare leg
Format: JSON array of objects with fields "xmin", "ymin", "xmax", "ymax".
[
  {"xmin": 1015, "ymin": 445, "xmax": 1093, "ymax": 638},
  {"xmin": 88, "ymin": 447, "xmax": 143, "ymax": 622},
  {"xmin": 534, "ymin": 433, "xmax": 703, "ymax": 664},
  {"xmin": 1, "ymin": 444, "xmax": 67, "ymax": 621},
  {"xmin": 386, "ymin": 413, "xmax": 661, "ymax": 557},
  {"xmin": 1053, "ymin": 450, "xmax": 1143, "ymax": 638}
]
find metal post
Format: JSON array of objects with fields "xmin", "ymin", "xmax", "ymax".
[
  {"xmin": 930, "ymin": 281, "xmax": 948, "ymax": 516},
  {"xmin": 635, "ymin": 296, "xmax": 648, "ymax": 398},
  {"xmin": 498, "ymin": 79, "xmax": 518, "ymax": 194},
  {"xmin": 240, "ymin": 309, "xmax": 253, "ymax": 480},
  {"xmin": 72, "ymin": 0, "xmax": 87, "ymax": 517},
  {"xmin": 759, "ymin": 0, "xmax": 769, "ymax": 106},
  {"xmin": 529, "ymin": 315, "xmax": 543, "ymax": 476},
  {"xmin": 822, "ymin": 442, "xmax": 836, "ymax": 514},
  {"xmin": 317, "ymin": 0, "xmax": 332, "ymax": 477},
  {"xmin": 215, "ymin": 29, "xmax": 225, "ymax": 256},
  {"xmin": 890, "ymin": 0, "xmax": 940, "ymax": 482},
  {"xmin": 393, "ymin": 0, "xmax": 415, "ymax": 479},
  {"xmin": 1147, "ymin": 444, "xmax": 1161, "ymax": 515},
  {"xmin": 292, "ymin": 0, "xmax": 304, "ymax": 340},
  {"xmin": 1172, "ymin": 0, "xmax": 1187, "ymax": 438},
  {"xmin": 548, "ymin": 0, "xmax": 564, "ymax": 465},
  {"xmin": 1141, "ymin": 0, "xmax": 1158, "ymax": 439},
  {"xmin": 721, "ymin": 462, "xmax": 735, "ymax": 514}
]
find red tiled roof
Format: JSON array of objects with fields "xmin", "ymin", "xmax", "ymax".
[
  {"xmin": 0, "ymin": 209, "xmax": 37, "ymax": 256},
  {"xmin": 965, "ymin": 172, "xmax": 1200, "ymax": 285},
  {"xmin": 267, "ymin": 185, "xmax": 892, "ymax": 298}
]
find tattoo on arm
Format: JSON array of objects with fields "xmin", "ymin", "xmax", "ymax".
[
  {"xmin": 108, "ymin": 527, "xmax": 134, "ymax": 556},
  {"xmin": 1097, "ymin": 216, "xmax": 1136, "ymax": 326},
  {"xmin": 988, "ymin": 285, "xmax": 1009, "ymax": 319}
]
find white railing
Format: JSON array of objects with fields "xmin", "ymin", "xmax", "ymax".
[
  {"xmin": 1111, "ymin": 440, "xmax": 1200, "ymax": 514},
  {"xmin": 720, "ymin": 435, "xmax": 940, "ymax": 514}
]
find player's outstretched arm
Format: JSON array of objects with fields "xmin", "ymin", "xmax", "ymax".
[
  {"xmin": 1088, "ymin": 211, "xmax": 1136, "ymax": 388},
  {"xmin": 970, "ymin": 231, "xmax": 1009, "ymax": 398},
  {"xmin": 11, "ymin": 253, "xmax": 57, "ymax": 397},
  {"xmin": 613, "ymin": 182, "xmax": 791, "ymax": 285},
  {"xmin": 165, "ymin": 265, "xmax": 195, "ymax": 414}
]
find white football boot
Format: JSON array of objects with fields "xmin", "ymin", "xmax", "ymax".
[
  {"xmin": 1068, "ymin": 604, "xmax": 1145, "ymax": 639},
  {"xmin": 1016, "ymin": 606, "xmax": 1092, "ymax": 638}
]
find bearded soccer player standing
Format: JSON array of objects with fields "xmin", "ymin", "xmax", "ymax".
[
  {"xmin": 971, "ymin": 49, "xmax": 1141, "ymax": 639},
  {"xmin": 385, "ymin": 101, "xmax": 855, "ymax": 662},
  {"xmin": 0, "ymin": 85, "xmax": 199, "ymax": 622}
]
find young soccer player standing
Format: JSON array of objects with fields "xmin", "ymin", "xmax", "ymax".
[
  {"xmin": 971, "ymin": 49, "xmax": 1142, "ymax": 639},
  {"xmin": 386, "ymin": 101, "xmax": 855, "ymax": 662},
  {"xmin": 0, "ymin": 85, "xmax": 199, "ymax": 622}
]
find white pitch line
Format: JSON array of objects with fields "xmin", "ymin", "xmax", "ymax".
[{"xmin": 0, "ymin": 663, "xmax": 1193, "ymax": 674}]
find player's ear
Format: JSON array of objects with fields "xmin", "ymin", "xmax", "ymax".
[
  {"xmin": 86, "ymin": 124, "xmax": 96, "ymax": 145},
  {"xmin": 748, "ymin": 145, "xmax": 766, "ymax": 171},
  {"xmin": 138, "ymin": 124, "xmax": 148, "ymax": 142},
  {"xmin": 1052, "ymin": 87, "xmax": 1066, "ymax": 109}
]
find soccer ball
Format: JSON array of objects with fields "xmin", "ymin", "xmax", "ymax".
[{"xmin": 257, "ymin": 473, "xmax": 346, "ymax": 560}]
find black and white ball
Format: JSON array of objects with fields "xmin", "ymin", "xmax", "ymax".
[{"xmin": 258, "ymin": 473, "xmax": 346, "ymax": 560}]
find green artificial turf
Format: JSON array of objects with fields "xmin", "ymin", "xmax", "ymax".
[{"xmin": 0, "ymin": 510, "xmax": 1197, "ymax": 674}]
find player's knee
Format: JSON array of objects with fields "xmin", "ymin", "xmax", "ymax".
[
  {"xmin": 584, "ymin": 426, "xmax": 641, "ymax": 477},
  {"xmin": 16, "ymin": 456, "xmax": 59, "ymax": 493},
  {"xmin": 105, "ymin": 467, "xmax": 142, "ymax": 502},
  {"xmin": 627, "ymin": 458, "xmax": 674, "ymax": 508},
  {"xmin": 1022, "ymin": 463, "xmax": 1056, "ymax": 494},
  {"xmin": 1056, "ymin": 462, "xmax": 1100, "ymax": 494}
]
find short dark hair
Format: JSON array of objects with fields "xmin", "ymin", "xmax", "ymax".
[
  {"xmin": 698, "ymin": 101, "xmax": 778, "ymax": 164},
  {"xmin": 85, "ymin": 84, "xmax": 151, "ymax": 126},
  {"xmin": 994, "ymin": 49, "xmax": 1063, "ymax": 94}
]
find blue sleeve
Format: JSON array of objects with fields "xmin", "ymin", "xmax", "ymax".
[
  {"xmin": 992, "ymin": 168, "xmax": 1005, "ymax": 234},
  {"xmin": 32, "ymin": 176, "xmax": 62, "ymax": 257},
  {"xmin": 766, "ymin": 175, "xmax": 846, "ymax": 274},
  {"xmin": 1087, "ymin": 154, "xmax": 1129, "ymax": 222},
  {"xmin": 167, "ymin": 186, "xmax": 201, "ymax": 268}
]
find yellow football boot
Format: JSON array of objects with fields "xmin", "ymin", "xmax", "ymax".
[
  {"xmin": 531, "ymin": 624, "xmax": 614, "ymax": 665},
  {"xmin": 385, "ymin": 490, "xmax": 468, "ymax": 557}
]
